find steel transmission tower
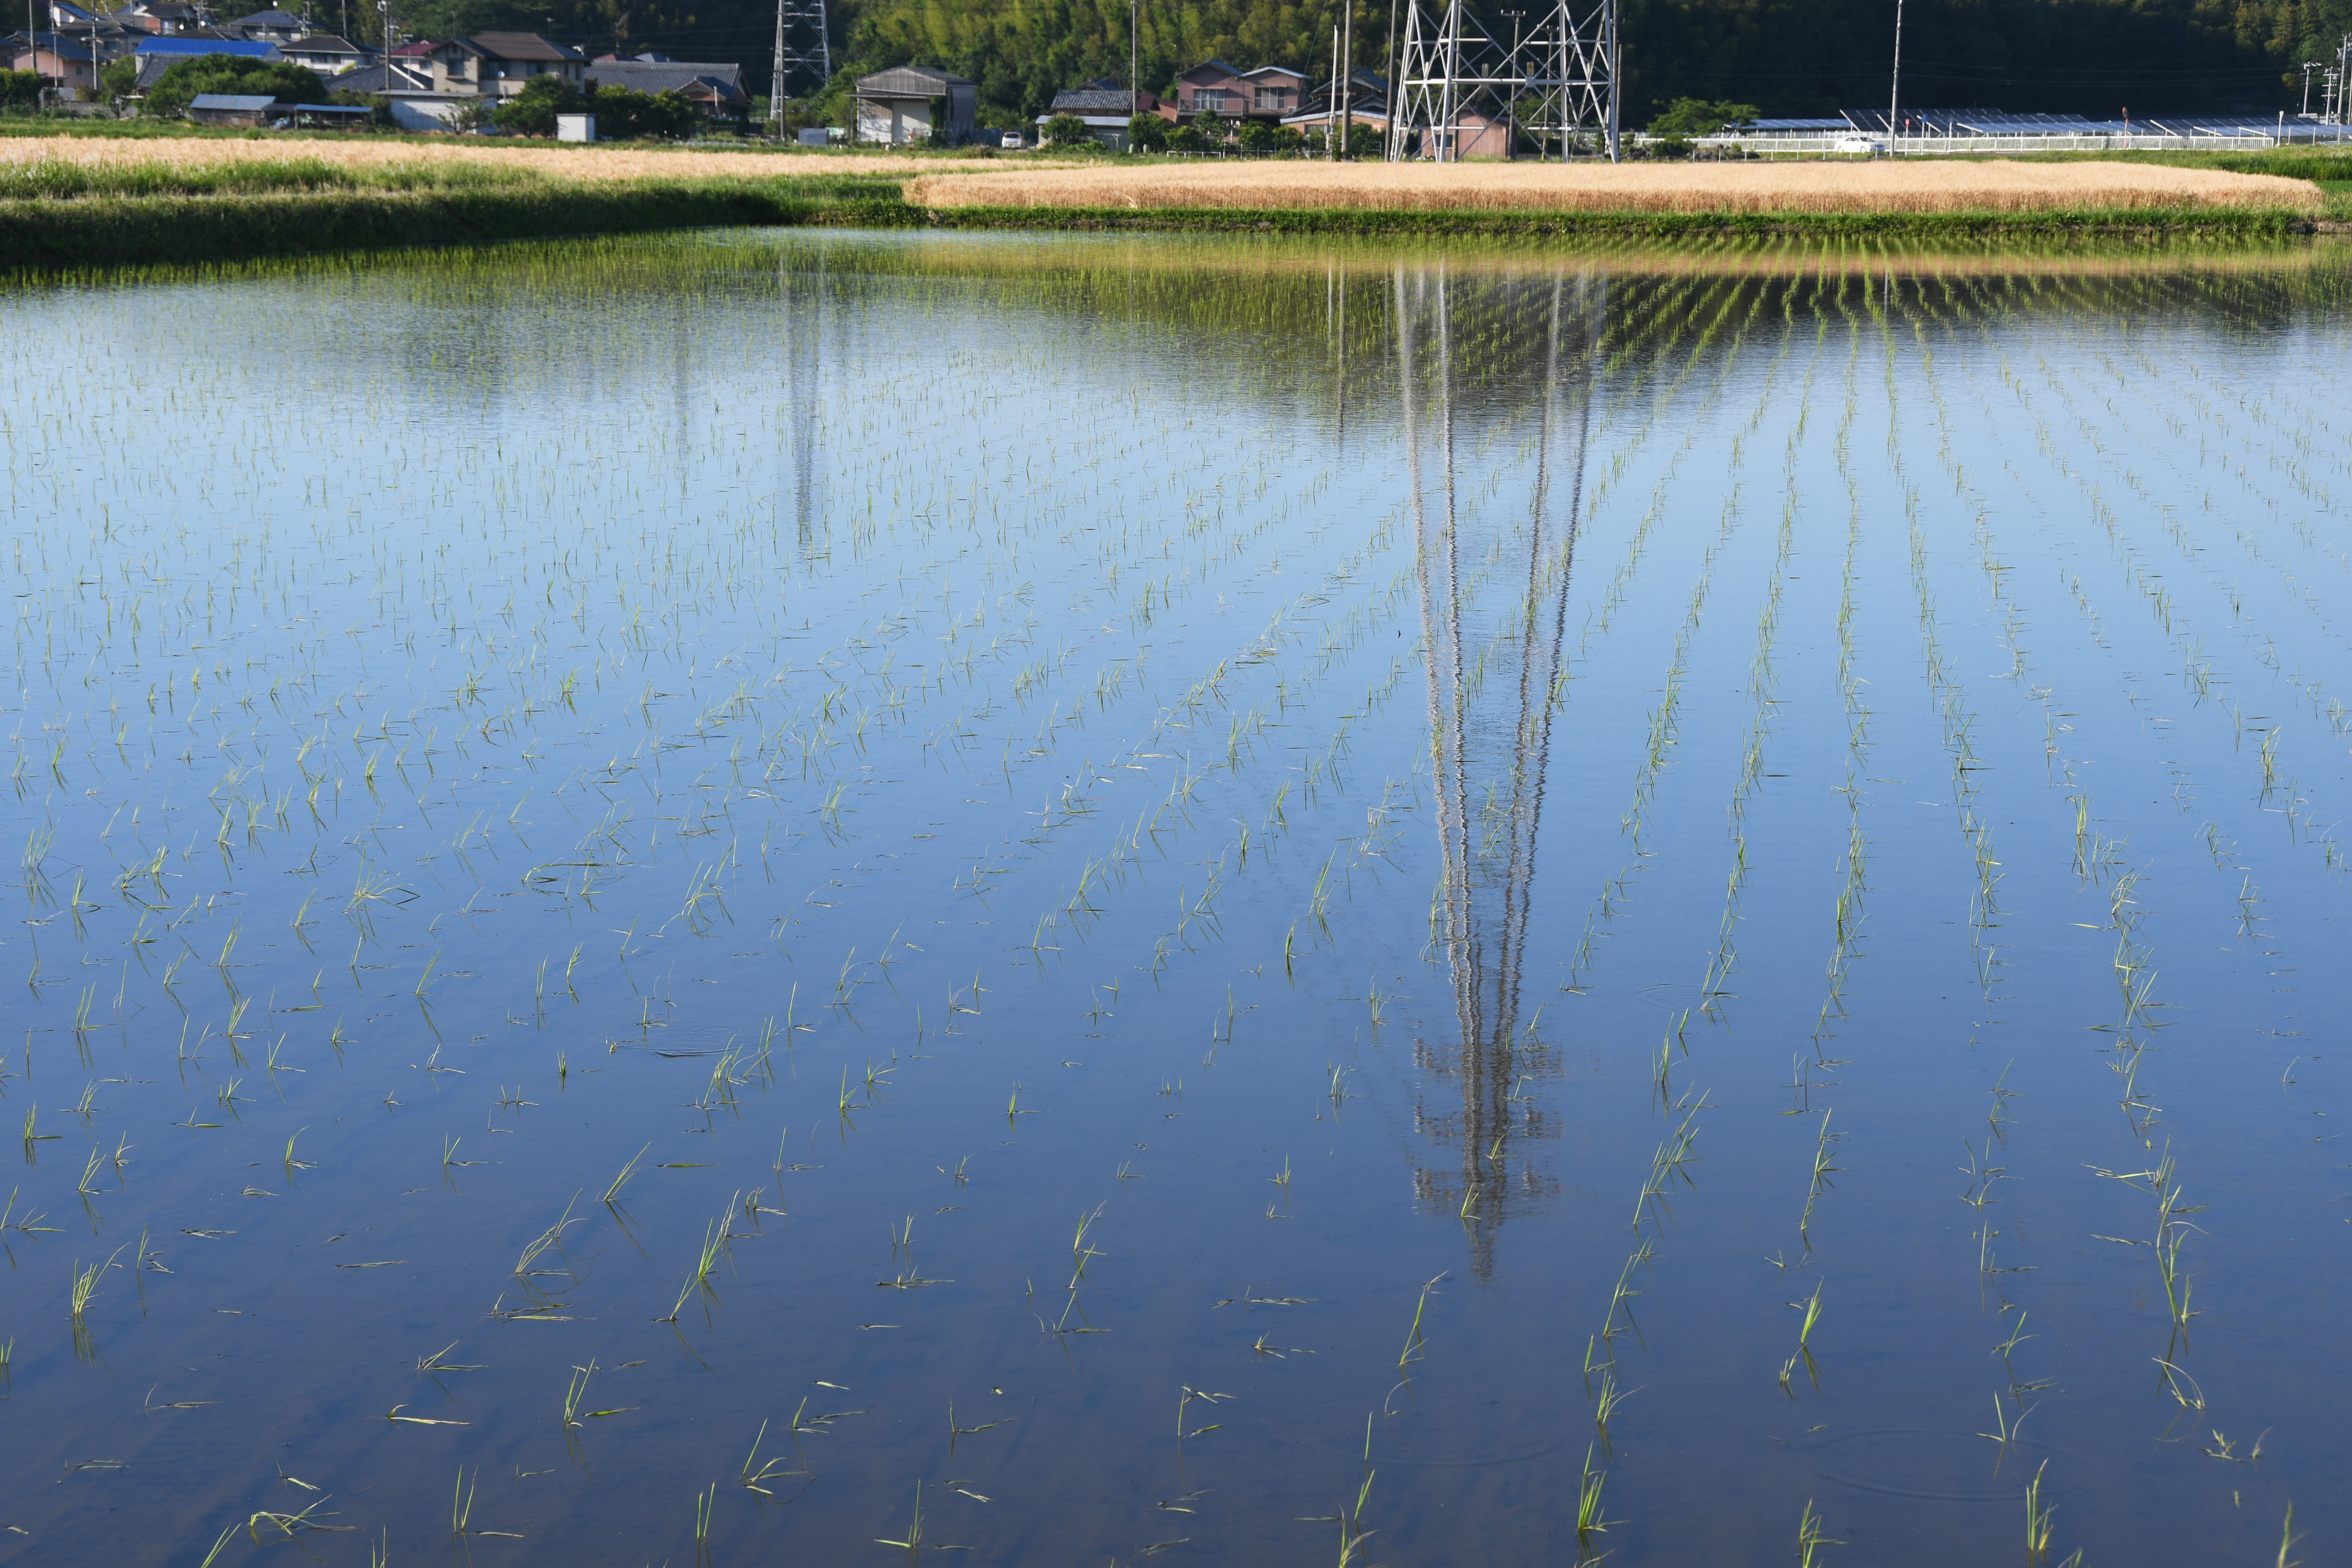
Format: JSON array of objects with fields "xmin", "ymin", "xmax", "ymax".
[
  {"xmin": 769, "ymin": 0, "xmax": 831, "ymax": 131},
  {"xmin": 1388, "ymin": 0, "xmax": 1619, "ymax": 162}
]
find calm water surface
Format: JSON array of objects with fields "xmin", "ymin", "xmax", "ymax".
[{"xmin": 3, "ymin": 231, "xmax": 2350, "ymax": 1566}]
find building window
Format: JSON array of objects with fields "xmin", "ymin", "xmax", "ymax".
[
  {"xmin": 1195, "ymin": 88, "xmax": 1229, "ymax": 112},
  {"xmin": 1254, "ymin": 89, "xmax": 1290, "ymax": 111},
  {"xmin": 447, "ymin": 55, "xmax": 465, "ymax": 75}
]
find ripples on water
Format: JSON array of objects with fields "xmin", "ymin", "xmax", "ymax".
[{"xmin": 2, "ymin": 231, "xmax": 2349, "ymax": 1565}]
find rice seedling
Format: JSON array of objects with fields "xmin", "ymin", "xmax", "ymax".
[{"xmin": 6, "ymin": 221, "xmax": 2350, "ymax": 1568}]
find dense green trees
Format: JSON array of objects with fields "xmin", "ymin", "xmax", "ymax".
[
  {"xmin": 144, "ymin": 57, "xmax": 327, "ymax": 117},
  {"xmin": 489, "ymin": 72, "xmax": 699, "ymax": 137},
  {"xmin": 350, "ymin": 0, "xmax": 2352, "ymax": 129}
]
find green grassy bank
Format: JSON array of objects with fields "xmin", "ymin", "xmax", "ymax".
[
  {"xmin": 1, "ymin": 144, "xmax": 2346, "ymax": 272},
  {"xmin": 919, "ymin": 203, "xmax": 2340, "ymax": 241},
  {"xmin": 0, "ymin": 175, "xmax": 914, "ymax": 270}
]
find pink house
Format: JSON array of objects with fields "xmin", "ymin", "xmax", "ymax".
[{"xmin": 1173, "ymin": 59, "xmax": 1306, "ymax": 121}]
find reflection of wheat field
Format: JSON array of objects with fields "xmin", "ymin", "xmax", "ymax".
[{"xmin": 907, "ymin": 160, "xmax": 2326, "ymax": 214}]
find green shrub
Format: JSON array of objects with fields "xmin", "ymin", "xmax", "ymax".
[
  {"xmin": 1645, "ymin": 97, "xmax": 1757, "ymax": 137},
  {"xmin": 590, "ymin": 84, "xmax": 697, "ymax": 140},
  {"xmin": 145, "ymin": 56, "xmax": 326, "ymax": 118},
  {"xmin": 491, "ymin": 73, "xmax": 583, "ymax": 136},
  {"xmin": 1040, "ymin": 112, "xmax": 1093, "ymax": 149},
  {"xmin": 1, "ymin": 68, "xmax": 44, "ymax": 110},
  {"xmin": 1125, "ymin": 113, "xmax": 1166, "ymax": 152}
]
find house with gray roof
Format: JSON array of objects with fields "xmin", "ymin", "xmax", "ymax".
[
  {"xmin": 853, "ymin": 64, "xmax": 974, "ymax": 146},
  {"xmin": 1040, "ymin": 79, "xmax": 1170, "ymax": 149},
  {"xmin": 586, "ymin": 52, "xmax": 747, "ymax": 116},
  {"xmin": 424, "ymin": 32, "xmax": 583, "ymax": 99},
  {"xmin": 277, "ymin": 31, "xmax": 366, "ymax": 73},
  {"xmin": 225, "ymin": 8, "xmax": 305, "ymax": 42}
]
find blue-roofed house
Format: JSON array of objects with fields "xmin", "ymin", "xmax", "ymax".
[{"xmin": 134, "ymin": 34, "xmax": 282, "ymax": 64}]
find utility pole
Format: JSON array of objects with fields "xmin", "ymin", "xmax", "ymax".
[
  {"xmin": 1499, "ymin": 8, "xmax": 1521, "ymax": 158},
  {"xmin": 1382, "ymin": 0, "xmax": 1399, "ymax": 152},
  {"xmin": 1328, "ymin": 19, "xmax": 1340, "ymax": 157},
  {"xmin": 1887, "ymin": 0, "xmax": 1903, "ymax": 155},
  {"xmin": 2339, "ymin": 33, "xmax": 2352, "ymax": 124},
  {"xmin": 1130, "ymin": 0, "xmax": 1138, "ymax": 119},
  {"xmin": 1345, "ymin": 0, "xmax": 1364, "ymax": 157}
]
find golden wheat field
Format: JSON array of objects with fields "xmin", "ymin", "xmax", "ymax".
[
  {"xmin": 905, "ymin": 159, "xmax": 2325, "ymax": 214},
  {"xmin": 0, "ymin": 136, "xmax": 1043, "ymax": 183}
]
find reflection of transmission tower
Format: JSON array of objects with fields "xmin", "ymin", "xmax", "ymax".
[
  {"xmin": 1396, "ymin": 264, "xmax": 1602, "ymax": 1277},
  {"xmin": 1387, "ymin": 0, "xmax": 1620, "ymax": 162},
  {"xmin": 778, "ymin": 251, "xmax": 826, "ymax": 556},
  {"xmin": 769, "ymin": 0, "xmax": 831, "ymax": 129}
]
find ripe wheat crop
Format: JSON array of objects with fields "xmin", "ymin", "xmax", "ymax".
[
  {"xmin": 906, "ymin": 159, "xmax": 2324, "ymax": 215},
  {"xmin": 0, "ymin": 135, "xmax": 1042, "ymax": 188}
]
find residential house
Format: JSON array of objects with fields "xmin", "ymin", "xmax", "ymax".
[
  {"xmin": 1280, "ymin": 67, "xmax": 1388, "ymax": 141},
  {"xmin": 852, "ymin": 64, "xmax": 975, "ymax": 145},
  {"xmin": 1173, "ymin": 59, "xmax": 1304, "ymax": 121},
  {"xmin": 112, "ymin": 0, "xmax": 203, "ymax": 33},
  {"xmin": 1037, "ymin": 80, "xmax": 1170, "ymax": 149},
  {"xmin": 186, "ymin": 89, "xmax": 275, "ymax": 123},
  {"xmin": 133, "ymin": 34, "xmax": 283, "ymax": 69},
  {"xmin": 328, "ymin": 56, "xmax": 469, "ymax": 128},
  {"xmin": 225, "ymin": 8, "xmax": 306, "ymax": 43},
  {"xmin": 277, "ymin": 32, "xmax": 366, "ymax": 73},
  {"xmin": 326, "ymin": 57, "xmax": 426, "ymax": 94},
  {"xmin": 10, "ymin": 31, "xmax": 99, "ymax": 90},
  {"xmin": 1410, "ymin": 111, "xmax": 1509, "ymax": 158},
  {"xmin": 423, "ymin": 33, "xmax": 585, "ymax": 97},
  {"xmin": 586, "ymin": 52, "xmax": 749, "ymax": 117}
]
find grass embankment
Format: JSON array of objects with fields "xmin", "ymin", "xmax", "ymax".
[
  {"xmin": 0, "ymin": 134, "xmax": 1032, "ymax": 269},
  {"xmin": 905, "ymin": 159, "xmax": 2336, "ymax": 239},
  {"xmin": 0, "ymin": 152, "xmax": 918, "ymax": 268},
  {"xmin": 2, "ymin": 131, "xmax": 2347, "ymax": 269}
]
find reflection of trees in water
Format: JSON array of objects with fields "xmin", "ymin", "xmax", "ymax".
[{"xmin": 1393, "ymin": 265, "xmax": 1602, "ymax": 1278}]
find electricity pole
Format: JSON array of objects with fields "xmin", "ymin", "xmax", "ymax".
[
  {"xmin": 1130, "ymin": 0, "xmax": 1138, "ymax": 119},
  {"xmin": 1339, "ymin": 0, "xmax": 1353, "ymax": 157},
  {"xmin": 1328, "ymin": 20, "xmax": 1340, "ymax": 158},
  {"xmin": 1887, "ymin": 0, "xmax": 1903, "ymax": 155}
]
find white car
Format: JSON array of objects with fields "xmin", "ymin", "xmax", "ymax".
[
  {"xmin": 1832, "ymin": 135, "xmax": 1882, "ymax": 155},
  {"xmin": 1000, "ymin": 132, "xmax": 1024, "ymax": 150}
]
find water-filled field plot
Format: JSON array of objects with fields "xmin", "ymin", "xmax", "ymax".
[{"xmin": 3, "ymin": 232, "xmax": 2349, "ymax": 1566}]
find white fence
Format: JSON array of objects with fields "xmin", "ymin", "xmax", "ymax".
[{"xmin": 1700, "ymin": 131, "xmax": 2344, "ymax": 157}]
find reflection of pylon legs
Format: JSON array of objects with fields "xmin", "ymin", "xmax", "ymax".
[
  {"xmin": 1398, "ymin": 266, "xmax": 1601, "ymax": 1275},
  {"xmin": 1388, "ymin": 0, "xmax": 1619, "ymax": 162}
]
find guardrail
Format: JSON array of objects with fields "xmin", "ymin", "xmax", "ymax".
[{"xmin": 1696, "ymin": 131, "xmax": 2336, "ymax": 156}]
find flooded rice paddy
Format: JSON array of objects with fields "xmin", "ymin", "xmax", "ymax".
[{"xmin": 3, "ymin": 231, "xmax": 2351, "ymax": 1566}]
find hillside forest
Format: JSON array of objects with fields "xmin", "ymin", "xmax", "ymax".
[{"xmin": 379, "ymin": 0, "xmax": 2352, "ymax": 130}]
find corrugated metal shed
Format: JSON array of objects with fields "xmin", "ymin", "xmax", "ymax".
[
  {"xmin": 188, "ymin": 92, "xmax": 276, "ymax": 109},
  {"xmin": 855, "ymin": 65, "xmax": 969, "ymax": 99}
]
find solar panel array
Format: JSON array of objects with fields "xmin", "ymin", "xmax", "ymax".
[{"xmin": 1820, "ymin": 106, "xmax": 2352, "ymax": 141}]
